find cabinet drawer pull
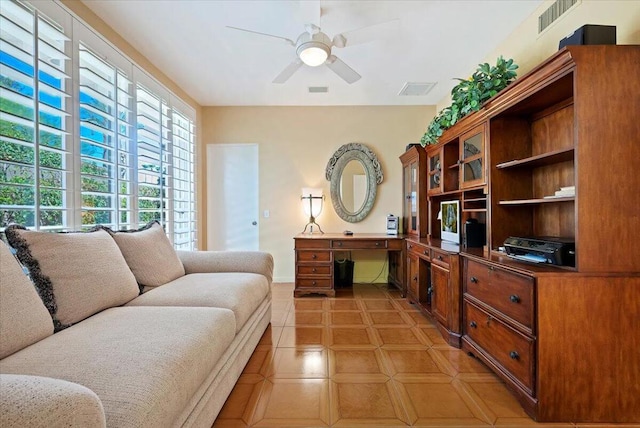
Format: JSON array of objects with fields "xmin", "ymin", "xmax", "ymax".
[
  {"xmin": 423, "ymin": 250, "xmax": 428, "ymax": 255},
  {"xmin": 312, "ymin": 281, "xmax": 317, "ymax": 286},
  {"xmin": 488, "ymin": 266, "xmax": 495, "ymax": 271},
  {"xmin": 312, "ymin": 254, "xmax": 317, "ymax": 259},
  {"xmin": 509, "ymin": 351, "xmax": 520, "ymax": 360},
  {"xmin": 469, "ymin": 321, "xmax": 477, "ymax": 328},
  {"xmin": 437, "ymin": 255, "xmax": 443, "ymax": 261},
  {"xmin": 509, "ymin": 294, "xmax": 520, "ymax": 303},
  {"xmin": 337, "ymin": 242, "xmax": 343, "ymax": 246},
  {"xmin": 408, "ymin": 245, "xmax": 413, "ymax": 249},
  {"xmin": 470, "ymin": 276, "xmax": 478, "ymax": 283},
  {"xmin": 312, "ymin": 268, "xmax": 317, "ymax": 273},
  {"xmin": 375, "ymin": 242, "xmax": 380, "ymax": 246},
  {"xmin": 413, "ymin": 276, "xmax": 418, "ymax": 282}
]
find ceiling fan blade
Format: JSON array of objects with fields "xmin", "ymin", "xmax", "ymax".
[
  {"xmin": 332, "ymin": 19, "xmax": 400, "ymax": 48},
  {"xmin": 298, "ymin": 0, "xmax": 321, "ymax": 28},
  {"xmin": 325, "ymin": 55, "xmax": 361, "ymax": 84},
  {"xmin": 226, "ymin": 26, "xmax": 295, "ymax": 46},
  {"xmin": 273, "ymin": 60, "xmax": 303, "ymax": 84}
]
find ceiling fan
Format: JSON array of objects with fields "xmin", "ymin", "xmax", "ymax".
[{"xmin": 227, "ymin": 19, "xmax": 398, "ymax": 84}]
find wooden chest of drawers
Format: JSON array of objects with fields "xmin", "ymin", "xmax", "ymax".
[{"xmin": 462, "ymin": 256, "xmax": 537, "ymax": 412}]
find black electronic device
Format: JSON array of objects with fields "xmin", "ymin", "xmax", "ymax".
[
  {"xmin": 464, "ymin": 218, "xmax": 485, "ymax": 248},
  {"xmin": 559, "ymin": 24, "xmax": 616, "ymax": 49},
  {"xmin": 504, "ymin": 236, "xmax": 575, "ymax": 267}
]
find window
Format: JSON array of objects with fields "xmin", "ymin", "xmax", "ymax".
[
  {"xmin": 0, "ymin": 0, "xmax": 71, "ymax": 230},
  {"xmin": 0, "ymin": 0, "xmax": 197, "ymax": 249}
]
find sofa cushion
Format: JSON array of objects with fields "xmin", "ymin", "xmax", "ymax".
[
  {"xmin": 127, "ymin": 272, "xmax": 269, "ymax": 333},
  {"xmin": 0, "ymin": 306, "xmax": 236, "ymax": 428},
  {"xmin": 106, "ymin": 221, "xmax": 185, "ymax": 289},
  {"xmin": 4, "ymin": 226, "xmax": 139, "ymax": 331},
  {"xmin": 0, "ymin": 374, "xmax": 106, "ymax": 428},
  {"xmin": 0, "ymin": 242, "xmax": 54, "ymax": 359}
]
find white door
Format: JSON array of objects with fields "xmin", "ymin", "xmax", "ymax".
[{"xmin": 207, "ymin": 144, "xmax": 259, "ymax": 250}]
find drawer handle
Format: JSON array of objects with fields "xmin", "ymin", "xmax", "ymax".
[
  {"xmin": 509, "ymin": 351, "xmax": 520, "ymax": 360},
  {"xmin": 413, "ymin": 276, "xmax": 418, "ymax": 282},
  {"xmin": 437, "ymin": 255, "xmax": 443, "ymax": 261},
  {"xmin": 423, "ymin": 250, "xmax": 428, "ymax": 255},
  {"xmin": 337, "ymin": 242, "xmax": 343, "ymax": 247},
  {"xmin": 509, "ymin": 294, "xmax": 520, "ymax": 303},
  {"xmin": 408, "ymin": 245, "xmax": 413, "ymax": 249},
  {"xmin": 470, "ymin": 276, "xmax": 478, "ymax": 283},
  {"xmin": 489, "ymin": 266, "xmax": 495, "ymax": 271},
  {"xmin": 312, "ymin": 254, "xmax": 317, "ymax": 259},
  {"xmin": 312, "ymin": 268, "xmax": 317, "ymax": 273},
  {"xmin": 469, "ymin": 321, "xmax": 477, "ymax": 328},
  {"xmin": 375, "ymin": 242, "xmax": 380, "ymax": 246},
  {"xmin": 312, "ymin": 281, "xmax": 317, "ymax": 286}
]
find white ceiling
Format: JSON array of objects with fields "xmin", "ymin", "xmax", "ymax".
[{"xmin": 80, "ymin": 0, "xmax": 543, "ymax": 107}]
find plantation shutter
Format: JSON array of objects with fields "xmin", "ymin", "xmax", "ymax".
[
  {"xmin": 135, "ymin": 82, "xmax": 170, "ymax": 228},
  {"xmin": 0, "ymin": 0, "xmax": 72, "ymax": 230},
  {"xmin": 78, "ymin": 43, "xmax": 133, "ymax": 229},
  {"xmin": 171, "ymin": 105, "xmax": 196, "ymax": 249}
]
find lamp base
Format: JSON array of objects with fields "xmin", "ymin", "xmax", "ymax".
[{"xmin": 302, "ymin": 221, "xmax": 324, "ymax": 234}]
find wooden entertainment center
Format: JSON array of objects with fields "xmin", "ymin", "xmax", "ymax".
[
  {"xmin": 293, "ymin": 46, "xmax": 638, "ymax": 422},
  {"xmin": 400, "ymin": 46, "xmax": 639, "ymax": 423}
]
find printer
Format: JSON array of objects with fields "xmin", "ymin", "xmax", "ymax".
[{"xmin": 503, "ymin": 236, "xmax": 575, "ymax": 267}]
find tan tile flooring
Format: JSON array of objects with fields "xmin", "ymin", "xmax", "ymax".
[{"xmin": 213, "ymin": 283, "xmax": 637, "ymax": 428}]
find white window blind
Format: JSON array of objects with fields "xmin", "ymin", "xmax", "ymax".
[
  {"xmin": 0, "ymin": 0, "xmax": 71, "ymax": 230},
  {"xmin": 78, "ymin": 44, "xmax": 134, "ymax": 229},
  {"xmin": 1, "ymin": 0, "xmax": 197, "ymax": 249},
  {"xmin": 172, "ymin": 107, "xmax": 196, "ymax": 249}
]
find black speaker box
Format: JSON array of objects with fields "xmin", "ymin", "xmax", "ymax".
[
  {"xmin": 559, "ymin": 24, "xmax": 616, "ymax": 49},
  {"xmin": 464, "ymin": 219, "xmax": 485, "ymax": 248}
]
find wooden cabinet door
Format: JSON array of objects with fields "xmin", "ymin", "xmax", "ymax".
[
  {"xmin": 427, "ymin": 148, "xmax": 443, "ymax": 195},
  {"xmin": 407, "ymin": 252, "xmax": 419, "ymax": 303},
  {"xmin": 431, "ymin": 264, "xmax": 449, "ymax": 327}
]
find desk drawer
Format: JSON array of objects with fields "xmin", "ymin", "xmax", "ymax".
[
  {"xmin": 407, "ymin": 241, "xmax": 430, "ymax": 258},
  {"xmin": 295, "ymin": 239, "xmax": 330, "ymax": 249},
  {"xmin": 431, "ymin": 249, "xmax": 451, "ymax": 268},
  {"xmin": 465, "ymin": 259, "xmax": 534, "ymax": 330},
  {"xmin": 297, "ymin": 250, "xmax": 332, "ymax": 263},
  {"xmin": 464, "ymin": 301, "xmax": 534, "ymax": 392},
  {"xmin": 296, "ymin": 278, "xmax": 332, "ymax": 288},
  {"xmin": 332, "ymin": 239, "xmax": 387, "ymax": 249},
  {"xmin": 297, "ymin": 265, "xmax": 332, "ymax": 276}
]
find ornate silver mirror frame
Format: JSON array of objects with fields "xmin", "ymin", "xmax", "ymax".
[{"xmin": 325, "ymin": 143, "xmax": 383, "ymax": 223}]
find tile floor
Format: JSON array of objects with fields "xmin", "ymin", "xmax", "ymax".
[{"xmin": 213, "ymin": 283, "xmax": 637, "ymax": 428}]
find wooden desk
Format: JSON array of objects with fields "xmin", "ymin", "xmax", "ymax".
[{"xmin": 294, "ymin": 233, "xmax": 405, "ymax": 297}]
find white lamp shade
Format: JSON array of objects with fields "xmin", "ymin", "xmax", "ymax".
[
  {"xmin": 299, "ymin": 45, "xmax": 329, "ymax": 66},
  {"xmin": 302, "ymin": 187, "xmax": 323, "ymax": 217}
]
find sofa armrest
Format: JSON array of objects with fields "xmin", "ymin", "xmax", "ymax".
[
  {"xmin": 0, "ymin": 374, "xmax": 106, "ymax": 428},
  {"xmin": 177, "ymin": 251, "xmax": 274, "ymax": 284}
]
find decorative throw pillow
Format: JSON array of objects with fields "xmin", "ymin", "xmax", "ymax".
[
  {"xmin": 106, "ymin": 221, "xmax": 185, "ymax": 289},
  {"xmin": 0, "ymin": 242, "xmax": 54, "ymax": 358},
  {"xmin": 4, "ymin": 226, "xmax": 139, "ymax": 331}
]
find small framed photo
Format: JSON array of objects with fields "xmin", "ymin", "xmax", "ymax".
[{"xmin": 440, "ymin": 200, "xmax": 460, "ymax": 244}]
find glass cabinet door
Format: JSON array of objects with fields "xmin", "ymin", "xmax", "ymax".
[
  {"xmin": 409, "ymin": 161, "xmax": 418, "ymax": 233},
  {"xmin": 460, "ymin": 124, "xmax": 485, "ymax": 189},
  {"xmin": 428, "ymin": 150, "xmax": 442, "ymax": 194}
]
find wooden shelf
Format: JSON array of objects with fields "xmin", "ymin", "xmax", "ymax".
[
  {"xmin": 495, "ymin": 147, "xmax": 574, "ymax": 170},
  {"xmin": 463, "ymin": 197, "xmax": 486, "ymax": 203},
  {"xmin": 499, "ymin": 197, "xmax": 574, "ymax": 205},
  {"xmin": 462, "ymin": 208, "xmax": 487, "ymax": 213}
]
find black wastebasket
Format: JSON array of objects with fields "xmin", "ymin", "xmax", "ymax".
[{"xmin": 334, "ymin": 259, "xmax": 354, "ymax": 288}]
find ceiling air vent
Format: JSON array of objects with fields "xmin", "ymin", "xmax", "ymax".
[
  {"xmin": 308, "ymin": 86, "xmax": 328, "ymax": 93},
  {"xmin": 538, "ymin": 0, "xmax": 580, "ymax": 34},
  {"xmin": 398, "ymin": 82, "xmax": 436, "ymax": 96}
]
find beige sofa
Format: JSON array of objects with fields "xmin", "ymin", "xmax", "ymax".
[{"xmin": 0, "ymin": 223, "xmax": 273, "ymax": 428}]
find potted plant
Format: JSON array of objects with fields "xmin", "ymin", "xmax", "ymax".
[{"xmin": 421, "ymin": 56, "xmax": 518, "ymax": 146}]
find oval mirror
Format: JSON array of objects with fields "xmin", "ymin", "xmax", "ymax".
[
  {"xmin": 339, "ymin": 159, "xmax": 368, "ymax": 215},
  {"xmin": 326, "ymin": 143, "xmax": 383, "ymax": 223}
]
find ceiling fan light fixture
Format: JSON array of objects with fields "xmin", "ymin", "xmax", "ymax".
[{"xmin": 298, "ymin": 43, "xmax": 329, "ymax": 66}]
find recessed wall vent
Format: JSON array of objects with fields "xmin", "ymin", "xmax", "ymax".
[
  {"xmin": 398, "ymin": 82, "xmax": 436, "ymax": 96},
  {"xmin": 308, "ymin": 86, "xmax": 328, "ymax": 93},
  {"xmin": 538, "ymin": 0, "xmax": 580, "ymax": 34}
]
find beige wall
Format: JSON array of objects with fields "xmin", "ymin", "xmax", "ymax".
[
  {"xmin": 437, "ymin": 0, "xmax": 640, "ymax": 111},
  {"xmin": 201, "ymin": 106, "xmax": 434, "ymax": 282}
]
